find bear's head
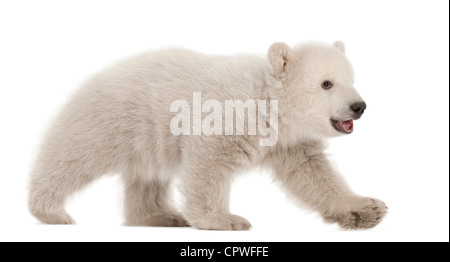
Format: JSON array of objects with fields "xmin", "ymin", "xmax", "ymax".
[{"xmin": 265, "ymin": 41, "xmax": 366, "ymax": 141}]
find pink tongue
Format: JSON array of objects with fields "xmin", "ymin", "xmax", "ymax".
[{"xmin": 339, "ymin": 119, "xmax": 353, "ymax": 133}]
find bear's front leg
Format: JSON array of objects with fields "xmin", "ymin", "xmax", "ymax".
[
  {"xmin": 267, "ymin": 142, "xmax": 387, "ymax": 229},
  {"xmin": 181, "ymin": 166, "xmax": 251, "ymax": 230},
  {"xmin": 323, "ymin": 197, "xmax": 388, "ymax": 229},
  {"xmin": 180, "ymin": 140, "xmax": 252, "ymax": 230}
]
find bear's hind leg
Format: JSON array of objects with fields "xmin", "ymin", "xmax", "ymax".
[
  {"xmin": 123, "ymin": 177, "xmax": 188, "ymax": 227},
  {"xmin": 28, "ymin": 160, "xmax": 101, "ymax": 224}
]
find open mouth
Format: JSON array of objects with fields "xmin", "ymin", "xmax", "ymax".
[{"xmin": 331, "ymin": 119, "xmax": 354, "ymax": 134}]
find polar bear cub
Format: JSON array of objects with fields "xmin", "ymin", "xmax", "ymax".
[{"xmin": 29, "ymin": 41, "xmax": 387, "ymax": 230}]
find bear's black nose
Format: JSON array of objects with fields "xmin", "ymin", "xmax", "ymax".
[{"xmin": 350, "ymin": 102, "xmax": 367, "ymax": 119}]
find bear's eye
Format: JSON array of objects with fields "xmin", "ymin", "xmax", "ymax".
[{"xmin": 322, "ymin": 80, "xmax": 333, "ymax": 90}]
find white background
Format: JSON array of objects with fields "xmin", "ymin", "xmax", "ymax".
[{"xmin": 0, "ymin": 0, "xmax": 448, "ymax": 242}]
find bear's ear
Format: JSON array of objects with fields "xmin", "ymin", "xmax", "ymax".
[
  {"xmin": 267, "ymin": 42, "xmax": 292, "ymax": 79},
  {"xmin": 333, "ymin": 41, "xmax": 346, "ymax": 54}
]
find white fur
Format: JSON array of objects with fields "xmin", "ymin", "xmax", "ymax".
[{"xmin": 29, "ymin": 41, "xmax": 387, "ymax": 230}]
